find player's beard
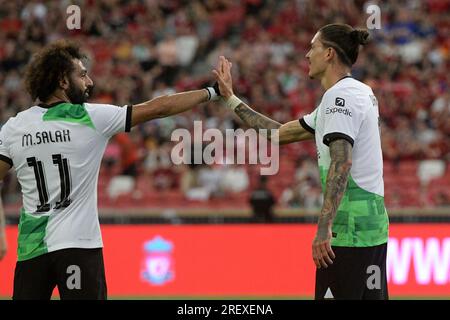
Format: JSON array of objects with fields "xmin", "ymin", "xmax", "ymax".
[{"xmin": 66, "ymin": 80, "xmax": 93, "ymax": 104}]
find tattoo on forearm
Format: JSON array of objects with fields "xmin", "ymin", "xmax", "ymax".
[
  {"xmin": 234, "ymin": 103, "xmax": 281, "ymax": 139},
  {"xmin": 318, "ymin": 139, "xmax": 352, "ymax": 235}
]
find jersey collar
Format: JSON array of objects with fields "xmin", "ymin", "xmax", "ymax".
[
  {"xmin": 337, "ymin": 75, "xmax": 352, "ymax": 82},
  {"xmin": 38, "ymin": 100, "xmax": 67, "ymax": 109}
]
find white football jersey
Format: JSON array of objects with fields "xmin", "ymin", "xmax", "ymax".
[
  {"xmin": 300, "ymin": 77, "xmax": 388, "ymax": 247},
  {"xmin": 0, "ymin": 101, "xmax": 131, "ymax": 261}
]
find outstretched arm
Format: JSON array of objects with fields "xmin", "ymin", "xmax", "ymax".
[
  {"xmin": 131, "ymin": 89, "xmax": 210, "ymax": 127},
  {"xmin": 213, "ymin": 56, "xmax": 314, "ymax": 144},
  {"xmin": 233, "ymin": 103, "xmax": 281, "ymax": 132},
  {"xmin": 312, "ymin": 139, "xmax": 352, "ymax": 269},
  {"xmin": 234, "ymin": 103, "xmax": 313, "ymax": 144}
]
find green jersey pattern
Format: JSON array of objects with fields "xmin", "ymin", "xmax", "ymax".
[
  {"xmin": 0, "ymin": 102, "xmax": 130, "ymax": 261},
  {"xmin": 17, "ymin": 208, "xmax": 49, "ymax": 261},
  {"xmin": 43, "ymin": 103, "xmax": 95, "ymax": 129},
  {"xmin": 319, "ymin": 167, "xmax": 389, "ymax": 247},
  {"xmin": 302, "ymin": 77, "xmax": 389, "ymax": 247}
]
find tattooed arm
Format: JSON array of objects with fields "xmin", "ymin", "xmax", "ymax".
[
  {"xmin": 212, "ymin": 56, "xmax": 314, "ymax": 144},
  {"xmin": 233, "ymin": 103, "xmax": 314, "ymax": 144},
  {"xmin": 312, "ymin": 139, "xmax": 353, "ymax": 269},
  {"xmin": 233, "ymin": 104, "xmax": 281, "ymax": 131},
  {"xmin": 318, "ymin": 139, "xmax": 353, "ymax": 232}
]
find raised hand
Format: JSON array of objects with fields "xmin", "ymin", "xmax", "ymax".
[
  {"xmin": 312, "ymin": 222, "xmax": 335, "ymax": 269},
  {"xmin": 212, "ymin": 56, "xmax": 233, "ymax": 98}
]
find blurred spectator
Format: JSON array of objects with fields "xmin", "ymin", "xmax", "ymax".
[
  {"xmin": 281, "ymin": 158, "xmax": 323, "ymax": 209},
  {"xmin": 434, "ymin": 192, "xmax": 450, "ymax": 207},
  {"xmin": 0, "ymin": 0, "xmax": 448, "ymax": 209},
  {"xmin": 114, "ymin": 133, "xmax": 140, "ymax": 177},
  {"xmin": 220, "ymin": 164, "xmax": 249, "ymax": 194},
  {"xmin": 103, "ymin": 140, "xmax": 121, "ymax": 175},
  {"xmin": 144, "ymin": 142, "xmax": 178, "ymax": 190},
  {"xmin": 181, "ymin": 164, "xmax": 222, "ymax": 201},
  {"xmin": 249, "ymin": 175, "xmax": 275, "ymax": 223}
]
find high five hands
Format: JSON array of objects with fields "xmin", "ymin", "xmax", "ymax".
[{"xmin": 213, "ymin": 56, "xmax": 233, "ymax": 99}]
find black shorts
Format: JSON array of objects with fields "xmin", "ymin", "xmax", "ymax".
[
  {"xmin": 315, "ymin": 243, "xmax": 388, "ymax": 300},
  {"xmin": 13, "ymin": 248, "xmax": 107, "ymax": 300}
]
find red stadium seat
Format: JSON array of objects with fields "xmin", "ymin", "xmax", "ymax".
[
  {"xmin": 398, "ymin": 161, "xmax": 419, "ymax": 175},
  {"xmin": 383, "ymin": 161, "xmax": 395, "ymax": 175}
]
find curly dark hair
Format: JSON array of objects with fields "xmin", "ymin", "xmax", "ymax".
[{"xmin": 24, "ymin": 40, "xmax": 87, "ymax": 102}]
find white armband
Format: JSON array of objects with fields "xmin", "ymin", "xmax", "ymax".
[
  {"xmin": 221, "ymin": 95, "xmax": 242, "ymax": 111},
  {"xmin": 205, "ymin": 87, "xmax": 219, "ymax": 101}
]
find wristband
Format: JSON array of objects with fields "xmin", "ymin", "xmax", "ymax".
[
  {"xmin": 221, "ymin": 95, "xmax": 242, "ymax": 111},
  {"xmin": 205, "ymin": 87, "xmax": 219, "ymax": 101}
]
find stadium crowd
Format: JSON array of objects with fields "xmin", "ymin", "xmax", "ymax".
[{"xmin": 0, "ymin": 0, "xmax": 449, "ymax": 211}]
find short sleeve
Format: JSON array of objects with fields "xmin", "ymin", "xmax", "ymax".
[
  {"xmin": 84, "ymin": 103, "xmax": 132, "ymax": 138},
  {"xmin": 0, "ymin": 122, "xmax": 13, "ymax": 167},
  {"xmin": 299, "ymin": 108, "xmax": 318, "ymax": 134},
  {"xmin": 321, "ymin": 92, "xmax": 364, "ymax": 147}
]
